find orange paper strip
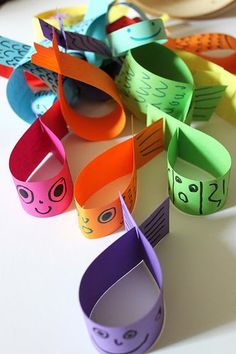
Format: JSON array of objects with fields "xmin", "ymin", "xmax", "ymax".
[
  {"xmin": 74, "ymin": 119, "xmax": 163, "ymax": 238},
  {"xmin": 166, "ymin": 33, "xmax": 236, "ymax": 74},
  {"xmin": 31, "ymin": 33, "xmax": 126, "ymax": 141}
]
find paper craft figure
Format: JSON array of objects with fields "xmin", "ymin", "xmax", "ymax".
[
  {"xmin": 106, "ymin": 1, "xmax": 167, "ymax": 56},
  {"xmin": 31, "ymin": 31, "xmax": 126, "ymax": 141},
  {"xmin": 74, "ymin": 119, "xmax": 164, "ymax": 238},
  {"xmin": 147, "ymin": 104, "xmax": 231, "ymax": 215},
  {"xmin": 79, "ymin": 196, "xmax": 169, "ymax": 354},
  {"xmin": 116, "ymin": 42, "xmax": 226, "ymax": 123},
  {"xmin": 9, "ymin": 101, "xmax": 73, "ymax": 217}
]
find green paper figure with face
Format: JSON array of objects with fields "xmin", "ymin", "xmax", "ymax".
[{"xmin": 148, "ymin": 104, "xmax": 231, "ymax": 216}]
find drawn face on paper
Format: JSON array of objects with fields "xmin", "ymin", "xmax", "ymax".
[
  {"xmin": 126, "ymin": 20, "xmax": 163, "ymax": 44},
  {"xmin": 168, "ymin": 167, "xmax": 227, "ymax": 215},
  {"xmin": 92, "ymin": 328, "xmax": 149, "ymax": 354},
  {"xmin": 79, "ymin": 206, "xmax": 122, "ymax": 237},
  {"xmin": 16, "ymin": 177, "xmax": 68, "ymax": 217},
  {"xmin": 91, "ymin": 305, "xmax": 163, "ymax": 354}
]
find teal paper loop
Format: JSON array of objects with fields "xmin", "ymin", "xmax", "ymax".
[
  {"xmin": 116, "ymin": 42, "xmax": 194, "ymax": 121},
  {"xmin": 108, "ymin": 18, "xmax": 167, "ymax": 56}
]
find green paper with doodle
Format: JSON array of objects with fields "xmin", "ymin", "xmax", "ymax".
[
  {"xmin": 147, "ymin": 104, "xmax": 231, "ymax": 215},
  {"xmin": 116, "ymin": 42, "xmax": 194, "ymax": 121}
]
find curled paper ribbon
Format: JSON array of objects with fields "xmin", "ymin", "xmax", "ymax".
[
  {"xmin": 166, "ymin": 33, "xmax": 236, "ymax": 74},
  {"xmin": 147, "ymin": 104, "xmax": 231, "ymax": 215},
  {"xmin": 9, "ymin": 101, "xmax": 73, "ymax": 217},
  {"xmin": 0, "ymin": 36, "xmax": 62, "ymax": 123},
  {"xmin": 33, "ymin": 5, "xmax": 87, "ymax": 41},
  {"xmin": 38, "ymin": 18, "xmax": 112, "ymax": 59},
  {"xmin": 116, "ymin": 42, "xmax": 194, "ymax": 121},
  {"xmin": 79, "ymin": 196, "xmax": 169, "ymax": 354},
  {"xmin": 175, "ymin": 49, "xmax": 236, "ymax": 126},
  {"xmin": 31, "ymin": 33, "xmax": 126, "ymax": 141},
  {"xmin": 74, "ymin": 119, "xmax": 163, "ymax": 238},
  {"xmin": 116, "ymin": 42, "xmax": 226, "ymax": 123},
  {"xmin": 106, "ymin": 1, "xmax": 167, "ymax": 57}
]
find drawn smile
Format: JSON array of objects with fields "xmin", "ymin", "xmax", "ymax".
[
  {"xmin": 130, "ymin": 28, "xmax": 161, "ymax": 41},
  {"xmin": 35, "ymin": 206, "xmax": 52, "ymax": 215},
  {"xmin": 94, "ymin": 334, "xmax": 149, "ymax": 354},
  {"xmin": 82, "ymin": 226, "xmax": 93, "ymax": 234}
]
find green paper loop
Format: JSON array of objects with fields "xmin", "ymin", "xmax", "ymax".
[
  {"xmin": 147, "ymin": 104, "xmax": 231, "ymax": 215},
  {"xmin": 108, "ymin": 18, "xmax": 167, "ymax": 57},
  {"xmin": 116, "ymin": 43, "xmax": 194, "ymax": 121}
]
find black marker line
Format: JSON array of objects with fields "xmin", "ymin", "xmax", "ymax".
[
  {"xmin": 140, "ymin": 139, "xmax": 161, "ymax": 153},
  {"xmin": 145, "ymin": 218, "xmax": 166, "ymax": 240},
  {"xmin": 138, "ymin": 128, "xmax": 162, "ymax": 146},
  {"xmin": 199, "ymin": 181, "xmax": 203, "ymax": 215},
  {"xmin": 223, "ymin": 179, "xmax": 225, "ymax": 195},
  {"xmin": 144, "ymin": 211, "xmax": 165, "ymax": 233},
  {"xmin": 148, "ymin": 224, "xmax": 166, "ymax": 244},
  {"xmin": 195, "ymin": 96, "xmax": 223, "ymax": 103},
  {"xmin": 194, "ymin": 106, "xmax": 216, "ymax": 110},
  {"xmin": 195, "ymin": 89, "xmax": 225, "ymax": 98},
  {"xmin": 141, "ymin": 146, "xmax": 163, "ymax": 157},
  {"xmin": 172, "ymin": 169, "xmax": 175, "ymax": 204},
  {"xmin": 143, "ymin": 207, "xmax": 164, "ymax": 230},
  {"xmin": 224, "ymin": 34, "xmax": 233, "ymax": 49}
]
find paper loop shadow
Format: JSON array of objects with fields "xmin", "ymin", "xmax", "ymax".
[
  {"xmin": 9, "ymin": 102, "xmax": 73, "ymax": 217},
  {"xmin": 31, "ymin": 33, "xmax": 126, "ymax": 141},
  {"xmin": 147, "ymin": 104, "xmax": 232, "ymax": 215},
  {"xmin": 79, "ymin": 196, "xmax": 169, "ymax": 354},
  {"xmin": 106, "ymin": 1, "xmax": 167, "ymax": 56},
  {"xmin": 74, "ymin": 119, "xmax": 164, "ymax": 238}
]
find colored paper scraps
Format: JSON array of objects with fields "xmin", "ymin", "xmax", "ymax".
[{"xmin": 79, "ymin": 196, "xmax": 169, "ymax": 354}]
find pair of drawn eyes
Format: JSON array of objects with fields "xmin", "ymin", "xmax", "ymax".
[
  {"xmin": 175, "ymin": 175, "xmax": 199, "ymax": 192},
  {"xmin": 17, "ymin": 177, "xmax": 67, "ymax": 204},
  {"xmin": 127, "ymin": 21, "xmax": 156, "ymax": 33},
  {"xmin": 93, "ymin": 328, "xmax": 137, "ymax": 340}
]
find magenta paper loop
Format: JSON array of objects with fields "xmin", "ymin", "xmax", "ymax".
[
  {"xmin": 79, "ymin": 197, "xmax": 169, "ymax": 354},
  {"xmin": 9, "ymin": 102, "xmax": 73, "ymax": 217}
]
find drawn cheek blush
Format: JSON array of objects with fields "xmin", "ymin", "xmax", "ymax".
[{"xmin": 79, "ymin": 196, "xmax": 169, "ymax": 354}]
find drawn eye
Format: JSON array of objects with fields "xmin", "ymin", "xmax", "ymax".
[
  {"xmin": 127, "ymin": 27, "xmax": 131, "ymax": 33},
  {"xmin": 189, "ymin": 184, "xmax": 198, "ymax": 192},
  {"xmin": 48, "ymin": 177, "xmax": 67, "ymax": 202},
  {"xmin": 17, "ymin": 185, "xmax": 34, "ymax": 204},
  {"xmin": 123, "ymin": 330, "xmax": 137, "ymax": 340},
  {"xmin": 175, "ymin": 176, "xmax": 182, "ymax": 183},
  {"xmin": 93, "ymin": 328, "xmax": 109, "ymax": 339},
  {"xmin": 98, "ymin": 207, "xmax": 116, "ymax": 223},
  {"xmin": 151, "ymin": 21, "xmax": 155, "ymax": 26}
]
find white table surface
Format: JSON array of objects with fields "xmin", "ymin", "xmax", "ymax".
[{"xmin": 0, "ymin": 1, "xmax": 236, "ymax": 354}]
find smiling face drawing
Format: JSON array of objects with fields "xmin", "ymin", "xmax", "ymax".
[
  {"xmin": 16, "ymin": 177, "xmax": 70, "ymax": 217},
  {"xmin": 92, "ymin": 328, "xmax": 149, "ymax": 354},
  {"xmin": 108, "ymin": 18, "xmax": 167, "ymax": 57},
  {"xmin": 127, "ymin": 21, "xmax": 161, "ymax": 41}
]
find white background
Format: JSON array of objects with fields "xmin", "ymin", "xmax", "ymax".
[{"xmin": 0, "ymin": 1, "xmax": 236, "ymax": 353}]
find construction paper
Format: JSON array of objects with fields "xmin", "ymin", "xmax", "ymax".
[
  {"xmin": 39, "ymin": 18, "xmax": 112, "ymax": 58},
  {"xmin": 175, "ymin": 49, "xmax": 236, "ymax": 126},
  {"xmin": 9, "ymin": 102, "xmax": 73, "ymax": 217},
  {"xmin": 166, "ymin": 33, "xmax": 236, "ymax": 74},
  {"xmin": 147, "ymin": 104, "xmax": 231, "ymax": 215},
  {"xmin": 74, "ymin": 119, "xmax": 163, "ymax": 238},
  {"xmin": 32, "ymin": 32, "xmax": 126, "ymax": 141},
  {"xmin": 106, "ymin": 1, "xmax": 167, "ymax": 56},
  {"xmin": 116, "ymin": 42, "xmax": 194, "ymax": 121},
  {"xmin": 79, "ymin": 196, "xmax": 169, "ymax": 354},
  {"xmin": 106, "ymin": 15, "xmax": 142, "ymax": 34},
  {"xmin": 33, "ymin": 5, "xmax": 87, "ymax": 41}
]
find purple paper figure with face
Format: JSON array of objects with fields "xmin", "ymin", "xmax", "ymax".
[{"xmin": 79, "ymin": 197, "xmax": 169, "ymax": 353}]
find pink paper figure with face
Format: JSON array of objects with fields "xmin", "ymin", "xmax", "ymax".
[{"xmin": 9, "ymin": 101, "xmax": 73, "ymax": 218}]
